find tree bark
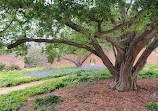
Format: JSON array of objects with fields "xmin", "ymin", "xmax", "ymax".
[{"xmin": 109, "ymin": 63, "xmax": 138, "ymax": 92}]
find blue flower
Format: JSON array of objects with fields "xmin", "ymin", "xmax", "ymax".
[{"xmin": 150, "ymin": 92, "xmax": 156, "ymax": 100}]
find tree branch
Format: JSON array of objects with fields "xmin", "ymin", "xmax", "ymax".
[
  {"xmin": 126, "ymin": 24, "xmax": 156, "ymax": 58},
  {"xmin": 96, "ymin": 35, "xmax": 124, "ymax": 54},
  {"xmin": 133, "ymin": 36, "xmax": 158, "ymax": 73},
  {"xmin": 61, "ymin": 56, "xmax": 77, "ymax": 64},
  {"xmin": 80, "ymin": 53, "xmax": 92, "ymax": 64},
  {"xmin": 91, "ymin": 39, "xmax": 118, "ymax": 75},
  {"xmin": 99, "ymin": 9, "xmax": 144, "ymax": 35},
  {"xmin": 56, "ymin": 16, "xmax": 91, "ymax": 35},
  {"xmin": 129, "ymin": 23, "xmax": 155, "ymax": 48},
  {"xmin": 7, "ymin": 38, "xmax": 99, "ymax": 56}
]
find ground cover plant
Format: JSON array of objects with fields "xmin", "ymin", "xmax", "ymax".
[
  {"xmin": 0, "ymin": 65, "xmax": 106, "ymax": 87},
  {"xmin": 0, "ymin": 66, "xmax": 158, "ymax": 111},
  {"xmin": 0, "ymin": 65, "xmax": 157, "ymax": 88},
  {"xmin": 144, "ymin": 64, "xmax": 158, "ymax": 69},
  {"xmin": 31, "ymin": 95, "xmax": 63, "ymax": 111},
  {"xmin": 0, "ymin": 69, "xmax": 110, "ymax": 110}
]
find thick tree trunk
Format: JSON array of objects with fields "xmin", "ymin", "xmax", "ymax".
[
  {"xmin": 110, "ymin": 71, "xmax": 138, "ymax": 92},
  {"xmin": 109, "ymin": 58, "xmax": 147, "ymax": 92}
]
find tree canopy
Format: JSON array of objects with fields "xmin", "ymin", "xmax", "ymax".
[{"xmin": 0, "ymin": 0, "xmax": 158, "ymax": 92}]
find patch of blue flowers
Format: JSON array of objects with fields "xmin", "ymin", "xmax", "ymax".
[{"xmin": 24, "ymin": 65, "xmax": 106, "ymax": 77}]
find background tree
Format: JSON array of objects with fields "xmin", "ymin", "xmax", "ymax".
[
  {"xmin": 24, "ymin": 46, "xmax": 47, "ymax": 68},
  {"xmin": 43, "ymin": 44, "xmax": 92, "ymax": 68},
  {"xmin": 0, "ymin": 0, "xmax": 158, "ymax": 92}
]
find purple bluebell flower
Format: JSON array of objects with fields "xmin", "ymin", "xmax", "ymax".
[
  {"xmin": 150, "ymin": 92, "xmax": 156, "ymax": 100},
  {"xmin": 23, "ymin": 65, "xmax": 106, "ymax": 77}
]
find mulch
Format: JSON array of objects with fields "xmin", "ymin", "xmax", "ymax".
[{"xmin": 19, "ymin": 78, "xmax": 158, "ymax": 111}]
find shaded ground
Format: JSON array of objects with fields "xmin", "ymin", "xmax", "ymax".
[
  {"xmin": 19, "ymin": 78, "xmax": 158, "ymax": 111},
  {"xmin": 0, "ymin": 76, "xmax": 66, "ymax": 95}
]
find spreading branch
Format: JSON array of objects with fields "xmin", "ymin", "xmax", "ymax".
[
  {"xmin": 7, "ymin": 38, "xmax": 98, "ymax": 56},
  {"xmin": 127, "ymin": 24, "xmax": 156, "ymax": 56}
]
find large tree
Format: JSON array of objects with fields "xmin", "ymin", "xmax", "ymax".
[{"xmin": 0, "ymin": 0, "xmax": 158, "ymax": 92}]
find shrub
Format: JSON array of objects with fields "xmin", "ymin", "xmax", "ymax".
[
  {"xmin": 0, "ymin": 63, "xmax": 5, "ymax": 71},
  {"xmin": 5, "ymin": 64, "xmax": 19, "ymax": 71}
]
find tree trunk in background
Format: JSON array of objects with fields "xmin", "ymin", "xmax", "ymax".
[{"xmin": 61, "ymin": 53, "xmax": 91, "ymax": 68}]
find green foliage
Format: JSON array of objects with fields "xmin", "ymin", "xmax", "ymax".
[
  {"xmin": 145, "ymin": 102, "xmax": 158, "ymax": 110},
  {"xmin": 138, "ymin": 70, "xmax": 158, "ymax": 79},
  {"xmin": 2, "ymin": 0, "xmax": 156, "ymax": 55},
  {"xmin": 85, "ymin": 105, "xmax": 89, "ymax": 108},
  {"xmin": 100, "ymin": 90, "xmax": 105, "ymax": 94},
  {"xmin": 144, "ymin": 64, "xmax": 158, "ymax": 69},
  {"xmin": 32, "ymin": 95, "xmax": 63, "ymax": 109}
]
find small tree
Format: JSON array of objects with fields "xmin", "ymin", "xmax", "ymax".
[{"xmin": 43, "ymin": 44, "xmax": 91, "ymax": 68}]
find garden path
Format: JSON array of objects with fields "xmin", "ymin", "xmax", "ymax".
[{"xmin": 0, "ymin": 76, "xmax": 66, "ymax": 95}]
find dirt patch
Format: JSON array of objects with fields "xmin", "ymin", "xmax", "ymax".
[{"xmin": 19, "ymin": 78, "xmax": 158, "ymax": 111}]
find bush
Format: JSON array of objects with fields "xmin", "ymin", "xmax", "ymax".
[
  {"xmin": 0, "ymin": 63, "xmax": 5, "ymax": 71},
  {"xmin": 5, "ymin": 64, "xmax": 19, "ymax": 71}
]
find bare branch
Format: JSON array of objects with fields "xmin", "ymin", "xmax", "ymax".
[
  {"xmin": 7, "ymin": 38, "xmax": 99, "ymax": 56},
  {"xmin": 99, "ymin": 9, "xmax": 144, "ymax": 35}
]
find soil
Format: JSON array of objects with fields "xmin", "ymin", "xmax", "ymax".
[{"xmin": 18, "ymin": 78, "xmax": 158, "ymax": 111}]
